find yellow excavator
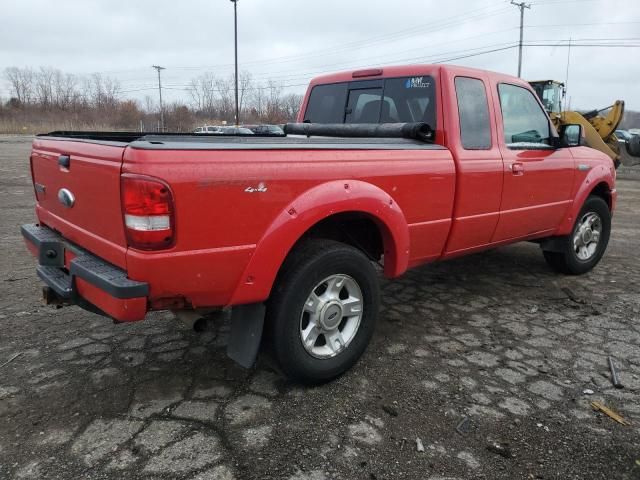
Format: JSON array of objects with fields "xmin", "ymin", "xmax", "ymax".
[{"xmin": 529, "ymin": 80, "xmax": 638, "ymax": 168}]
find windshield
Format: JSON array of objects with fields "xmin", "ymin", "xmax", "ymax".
[{"xmin": 304, "ymin": 75, "xmax": 436, "ymax": 128}]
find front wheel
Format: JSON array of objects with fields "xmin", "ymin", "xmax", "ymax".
[
  {"xmin": 267, "ymin": 239, "xmax": 379, "ymax": 384},
  {"xmin": 542, "ymin": 195, "xmax": 611, "ymax": 275}
]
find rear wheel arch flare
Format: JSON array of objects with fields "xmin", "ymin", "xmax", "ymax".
[
  {"xmin": 298, "ymin": 211, "xmax": 389, "ymax": 263},
  {"xmin": 228, "ymin": 180, "xmax": 409, "ymax": 305}
]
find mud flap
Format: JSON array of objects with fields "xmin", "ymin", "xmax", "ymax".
[
  {"xmin": 539, "ymin": 236, "xmax": 566, "ymax": 253},
  {"xmin": 226, "ymin": 303, "xmax": 265, "ymax": 368}
]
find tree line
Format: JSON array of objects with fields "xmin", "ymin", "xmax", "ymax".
[{"xmin": 0, "ymin": 66, "xmax": 304, "ymax": 133}]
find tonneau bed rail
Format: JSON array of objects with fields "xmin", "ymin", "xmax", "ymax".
[{"xmin": 39, "ymin": 122, "xmax": 434, "ymax": 144}]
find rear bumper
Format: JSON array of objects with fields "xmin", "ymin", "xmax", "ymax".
[{"xmin": 21, "ymin": 223, "xmax": 149, "ymax": 322}]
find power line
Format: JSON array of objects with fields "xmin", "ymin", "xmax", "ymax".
[
  {"xmin": 117, "ymin": 40, "xmax": 640, "ymax": 98},
  {"xmin": 167, "ymin": 2, "xmax": 513, "ymax": 72},
  {"xmin": 129, "ymin": 41, "xmax": 520, "ymax": 91},
  {"xmin": 524, "ymin": 42, "xmax": 640, "ymax": 47},
  {"xmin": 111, "ymin": 27, "xmax": 520, "ymax": 88},
  {"xmin": 526, "ymin": 20, "xmax": 640, "ymax": 28}
]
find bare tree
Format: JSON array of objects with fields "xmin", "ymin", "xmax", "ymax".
[
  {"xmin": 249, "ymin": 82, "xmax": 267, "ymax": 121},
  {"xmin": 5, "ymin": 67, "xmax": 35, "ymax": 105},
  {"xmin": 215, "ymin": 75, "xmax": 235, "ymax": 121},
  {"xmin": 34, "ymin": 67, "xmax": 57, "ymax": 108},
  {"xmin": 238, "ymin": 70, "xmax": 253, "ymax": 114},
  {"xmin": 265, "ymin": 80, "xmax": 284, "ymax": 123},
  {"xmin": 84, "ymin": 73, "xmax": 121, "ymax": 109},
  {"xmin": 187, "ymin": 72, "xmax": 217, "ymax": 116},
  {"xmin": 2, "ymin": 64, "xmax": 311, "ymax": 133},
  {"xmin": 52, "ymin": 70, "xmax": 79, "ymax": 110},
  {"xmin": 143, "ymin": 95, "xmax": 155, "ymax": 114},
  {"xmin": 282, "ymin": 93, "xmax": 303, "ymax": 121}
]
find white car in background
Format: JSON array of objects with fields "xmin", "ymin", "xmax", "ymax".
[{"xmin": 194, "ymin": 125, "xmax": 223, "ymax": 134}]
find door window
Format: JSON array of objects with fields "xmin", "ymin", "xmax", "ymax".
[
  {"xmin": 498, "ymin": 83, "xmax": 552, "ymax": 149},
  {"xmin": 455, "ymin": 77, "xmax": 491, "ymax": 150}
]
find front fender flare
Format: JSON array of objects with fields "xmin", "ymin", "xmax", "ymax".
[
  {"xmin": 554, "ymin": 164, "xmax": 615, "ymax": 236},
  {"xmin": 228, "ymin": 180, "xmax": 410, "ymax": 305}
]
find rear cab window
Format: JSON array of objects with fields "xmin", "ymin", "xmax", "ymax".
[
  {"xmin": 455, "ymin": 77, "xmax": 491, "ymax": 150},
  {"xmin": 304, "ymin": 75, "xmax": 436, "ymax": 129}
]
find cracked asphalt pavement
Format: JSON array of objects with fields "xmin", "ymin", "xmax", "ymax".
[{"xmin": 1, "ymin": 135, "xmax": 639, "ymax": 479}]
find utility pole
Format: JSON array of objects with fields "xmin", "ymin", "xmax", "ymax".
[
  {"xmin": 230, "ymin": 0, "xmax": 239, "ymax": 126},
  {"xmin": 511, "ymin": 1, "xmax": 531, "ymax": 78},
  {"xmin": 152, "ymin": 65, "xmax": 165, "ymax": 131}
]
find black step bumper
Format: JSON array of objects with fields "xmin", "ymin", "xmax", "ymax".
[{"xmin": 21, "ymin": 224, "xmax": 149, "ymax": 321}]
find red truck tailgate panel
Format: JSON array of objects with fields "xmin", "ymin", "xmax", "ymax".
[{"xmin": 30, "ymin": 138, "xmax": 128, "ymax": 268}]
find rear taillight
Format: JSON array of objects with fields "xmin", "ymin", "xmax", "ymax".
[
  {"xmin": 29, "ymin": 155, "xmax": 39, "ymax": 200},
  {"xmin": 121, "ymin": 174, "xmax": 175, "ymax": 250}
]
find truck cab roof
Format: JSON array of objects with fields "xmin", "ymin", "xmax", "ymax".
[{"xmin": 307, "ymin": 64, "xmax": 524, "ymax": 88}]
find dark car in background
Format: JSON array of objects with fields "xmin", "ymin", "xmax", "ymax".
[{"xmin": 615, "ymin": 129, "xmax": 633, "ymax": 141}]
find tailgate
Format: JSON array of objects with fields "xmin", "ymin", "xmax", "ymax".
[{"xmin": 30, "ymin": 137, "xmax": 128, "ymax": 268}]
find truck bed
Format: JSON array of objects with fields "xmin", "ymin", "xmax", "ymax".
[{"xmin": 29, "ymin": 125, "xmax": 456, "ymax": 321}]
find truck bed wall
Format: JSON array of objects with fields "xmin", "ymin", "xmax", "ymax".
[{"xmin": 121, "ymin": 144, "xmax": 456, "ymax": 307}]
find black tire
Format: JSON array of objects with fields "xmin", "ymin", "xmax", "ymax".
[
  {"xmin": 627, "ymin": 135, "xmax": 640, "ymax": 157},
  {"xmin": 267, "ymin": 239, "xmax": 379, "ymax": 384},
  {"xmin": 542, "ymin": 196, "xmax": 611, "ymax": 275}
]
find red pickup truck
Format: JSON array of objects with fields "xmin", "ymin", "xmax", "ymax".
[{"xmin": 22, "ymin": 64, "xmax": 616, "ymax": 383}]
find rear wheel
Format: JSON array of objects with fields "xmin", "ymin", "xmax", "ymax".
[
  {"xmin": 542, "ymin": 196, "xmax": 611, "ymax": 275},
  {"xmin": 267, "ymin": 239, "xmax": 379, "ymax": 384}
]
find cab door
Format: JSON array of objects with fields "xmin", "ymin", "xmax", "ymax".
[
  {"xmin": 442, "ymin": 75, "xmax": 504, "ymax": 255},
  {"xmin": 491, "ymin": 82, "xmax": 574, "ymax": 242}
]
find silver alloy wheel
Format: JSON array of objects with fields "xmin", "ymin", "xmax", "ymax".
[
  {"xmin": 573, "ymin": 212, "xmax": 602, "ymax": 260},
  {"xmin": 299, "ymin": 274, "xmax": 364, "ymax": 359}
]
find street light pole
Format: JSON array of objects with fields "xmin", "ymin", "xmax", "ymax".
[
  {"xmin": 152, "ymin": 65, "xmax": 166, "ymax": 131},
  {"xmin": 230, "ymin": 0, "xmax": 240, "ymax": 126},
  {"xmin": 510, "ymin": 1, "xmax": 531, "ymax": 78}
]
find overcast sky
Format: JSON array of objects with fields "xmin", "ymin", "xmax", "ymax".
[{"xmin": 1, "ymin": 0, "xmax": 639, "ymax": 110}]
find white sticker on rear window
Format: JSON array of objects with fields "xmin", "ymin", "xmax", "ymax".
[{"xmin": 405, "ymin": 77, "xmax": 431, "ymax": 89}]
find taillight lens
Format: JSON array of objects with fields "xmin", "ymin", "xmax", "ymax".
[
  {"xmin": 29, "ymin": 155, "xmax": 39, "ymax": 200},
  {"xmin": 121, "ymin": 175, "xmax": 175, "ymax": 250}
]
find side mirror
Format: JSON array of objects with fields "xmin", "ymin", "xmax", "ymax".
[{"xmin": 558, "ymin": 124, "xmax": 584, "ymax": 147}]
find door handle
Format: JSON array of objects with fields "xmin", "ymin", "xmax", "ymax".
[
  {"xmin": 58, "ymin": 154, "xmax": 70, "ymax": 169},
  {"xmin": 510, "ymin": 162, "xmax": 524, "ymax": 176}
]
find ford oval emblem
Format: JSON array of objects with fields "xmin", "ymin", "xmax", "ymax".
[{"xmin": 58, "ymin": 188, "xmax": 75, "ymax": 208}]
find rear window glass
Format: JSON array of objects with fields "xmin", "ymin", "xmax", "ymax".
[
  {"xmin": 345, "ymin": 88, "xmax": 383, "ymax": 123},
  {"xmin": 304, "ymin": 76, "xmax": 436, "ymax": 128},
  {"xmin": 455, "ymin": 77, "xmax": 491, "ymax": 149},
  {"xmin": 304, "ymin": 83, "xmax": 348, "ymax": 123}
]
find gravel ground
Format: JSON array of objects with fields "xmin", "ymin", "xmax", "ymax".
[{"xmin": 1, "ymin": 135, "xmax": 639, "ymax": 480}]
